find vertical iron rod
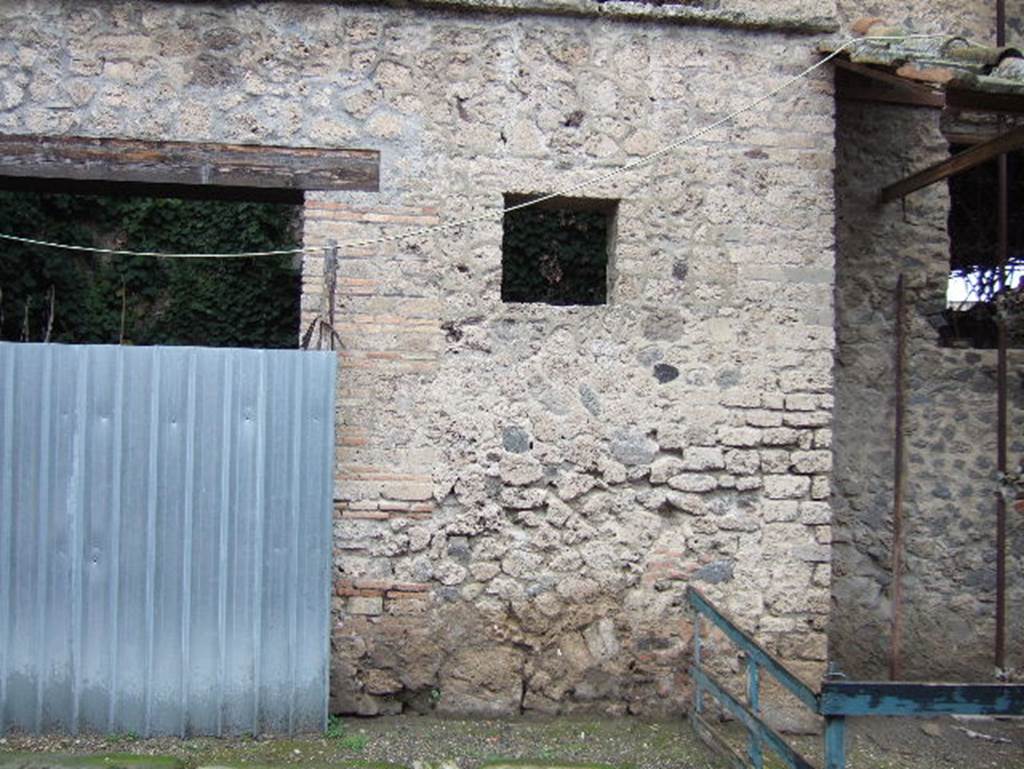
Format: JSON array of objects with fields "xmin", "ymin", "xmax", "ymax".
[
  {"xmin": 995, "ymin": 0, "xmax": 1008, "ymax": 674},
  {"xmin": 995, "ymin": 155, "xmax": 1008, "ymax": 673},
  {"xmin": 325, "ymin": 244, "xmax": 338, "ymax": 352},
  {"xmin": 889, "ymin": 274, "xmax": 907, "ymax": 681}
]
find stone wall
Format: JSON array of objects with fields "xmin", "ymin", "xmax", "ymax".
[
  {"xmin": 832, "ymin": 96, "xmax": 1024, "ymax": 679},
  {"xmin": 1, "ymin": 0, "xmax": 837, "ymax": 715}
]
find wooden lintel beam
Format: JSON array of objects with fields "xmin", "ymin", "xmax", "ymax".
[
  {"xmin": 881, "ymin": 125, "xmax": 1024, "ymax": 202},
  {"xmin": 0, "ymin": 133, "xmax": 380, "ymax": 195}
]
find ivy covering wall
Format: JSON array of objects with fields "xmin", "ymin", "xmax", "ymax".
[{"xmin": 0, "ymin": 192, "xmax": 300, "ymax": 348}]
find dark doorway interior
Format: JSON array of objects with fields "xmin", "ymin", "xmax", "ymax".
[{"xmin": 0, "ymin": 191, "xmax": 302, "ymax": 348}]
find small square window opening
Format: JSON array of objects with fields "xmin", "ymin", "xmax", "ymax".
[{"xmin": 501, "ymin": 194, "xmax": 617, "ymax": 306}]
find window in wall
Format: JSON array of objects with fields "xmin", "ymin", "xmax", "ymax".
[
  {"xmin": 943, "ymin": 146, "xmax": 1024, "ymax": 348},
  {"xmin": 500, "ymin": 194, "xmax": 617, "ymax": 306}
]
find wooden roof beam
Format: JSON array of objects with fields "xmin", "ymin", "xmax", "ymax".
[
  {"xmin": 834, "ymin": 59, "xmax": 946, "ymax": 109},
  {"xmin": 880, "ymin": 125, "xmax": 1024, "ymax": 202}
]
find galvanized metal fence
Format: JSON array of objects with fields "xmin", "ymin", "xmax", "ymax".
[{"xmin": 0, "ymin": 343, "xmax": 335, "ymax": 736}]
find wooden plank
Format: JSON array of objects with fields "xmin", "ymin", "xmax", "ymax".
[
  {"xmin": 880, "ymin": 125, "xmax": 1024, "ymax": 202},
  {"xmin": 687, "ymin": 587, "xmax": 820, "ymax": 712},
  {"xmin": 819, "ymin": 681, "xmax": 1024, "ymax": 716},
  {"xmin": 691, "ymin": 666, "xmax": 818, "ymax": 769},
  {"xmin": 0, "ymin": 133, "xmax": 379, "ymax": 194},
  {"xmin": 0, "ymin": 175, "xmax": 304, "ymax": 204}
]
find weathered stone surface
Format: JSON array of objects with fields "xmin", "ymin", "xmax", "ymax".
[
  {"xmin": 667, "ymin": 473, "xmax": 718, "ymax": 493},
  {"xmin": 349, "ymin": 596, "xmax": 384, "ymax": 615},
  {"xmin": 609, "ymin": 427, "xmax": 659, "ymax": 466},
  {"xmin": 763, "ymin": 475, "xmax": 811, "ymax": 499},
  {"xmin": 2, "ymin": 0, "xmax": 844, "ymax": 716},
  {"xmin": 499, "ymin": 454, "xmax": 544, "ymax": 486},
  {"xmin": 502, "ymin": 426, "xmax": 532, "ymax": 453},
  {"xmin": 693, "ymin": 559, "xmax": 735, "ymax": 584},
  {"xmin": 720, "ymin": 427, "xmax": 761, "ymax": 447},
  {"xmin": 682, "ymin": 447, "xmax": 725, "ymax": 471},
  {"xmin": 649, "ymin": 456, "xmax": 684, "ymax": 484},
  {"xmin": 653, "ymin": 363, "xmax": 680, "ymax": 383},
  {"xmin": 832, "ymin": 90, "xmax": 1024, "ymax": 680},
  {"xmin": 437, "ymin": 646, "xmax": 524, "ymax": 715},
  {"xmin": 791, "ymin": 450, "xmax": 832, "ymax": 474}
]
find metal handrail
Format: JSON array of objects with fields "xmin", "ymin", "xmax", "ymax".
[
  {"xmin": 688, "ymin": 586, "xmax": 1024, "ymax": 769},
  {"xmin": 687, "ymin": 586, "xmax": 821, "ymax": 769}
]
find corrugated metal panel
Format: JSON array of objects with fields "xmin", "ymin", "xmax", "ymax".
[{"xmin": 0, "ymin": 343, "xmax": 335, "ymax": 736}]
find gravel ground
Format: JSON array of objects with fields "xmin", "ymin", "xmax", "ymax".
[
  {"xmin": 2, "ymin": 714, "xmax": 1023, "ymax": 769},
  {"xmin": 0, "ymin": 716, "xmax": 725, "ymax": 769}
]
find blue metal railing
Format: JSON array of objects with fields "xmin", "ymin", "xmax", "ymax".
[{"xmin": 687, "ymin": 586, "xmax": 1024, "ymax": 769}]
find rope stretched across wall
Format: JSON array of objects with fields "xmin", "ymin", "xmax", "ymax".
[{"xmin": 0, "ymin": 33, "xmax": 947, "ymax": 259}]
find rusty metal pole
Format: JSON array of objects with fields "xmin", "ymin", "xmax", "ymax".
[
  {"xmin": 889, "ymin": 274, "xmax": 907, "ymax": 681},
  {"xmin": 996, "ymin": 155, "xmax": 1009, "ymax": 674},
  {"xmin": 995, "ymin": 0, "xmax": 1009, "ymax": 675}
]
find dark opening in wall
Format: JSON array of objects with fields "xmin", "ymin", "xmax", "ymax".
[
  {"xmin": 501, "ymin": 194, "xmax": 617, "ymax": 306},
  {"xmin": 0, "ymin": 191, "xmax": 301, "ymax": 348},
  {"xmin": 943, "ymin": 145, "xmax": 1024, "ymax": 348}
]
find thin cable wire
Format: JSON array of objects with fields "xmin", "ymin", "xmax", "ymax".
[
  {"xmin": 0, "ymin": 33, "xmax": 945, "ymax": 259},
  {"xmin": 0, "ymin": 231, "xmax": 305, "ymax": 259}
]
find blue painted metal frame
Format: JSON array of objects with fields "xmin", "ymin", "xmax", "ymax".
[
  {"xmin": 688, "ymin": 587, "xmax": 819, "ymax": 769},
  {"xmin": 686, "ymin": 587, "xmax": 1024, "ymax": 769},
  {"xmin": 819, "ymin": 682, "xmax": 1024, "ymax": 716},
  {"xmin": 688, "ymin": 587, "xmax": 819, "ymax": 711},
  {"xmin": 690, "ymin": 666, "xmax": 816, "ymax": 769}
]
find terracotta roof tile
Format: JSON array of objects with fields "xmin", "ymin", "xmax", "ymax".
[{"xmin": 820, "ymin": 24, "xmax": 1024, "ymax": 96}]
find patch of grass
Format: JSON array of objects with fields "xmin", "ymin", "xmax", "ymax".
[
  {"xmin": 480, "ymin": 761, "xmax": 625, "ymax": 769},
  {"xmin": 339, "ymin": 733, "xmax": 370, "ymax": 752},
  {"xmin": 0, "ymin": 753, "xmax": 185, "ymax": 769},
  {"xmin": 326, "ymin": 715, "xmax": 347, "ymax": 739},
  {"xmin": 323, "ymin": 716, "xmax": 369, "ymax": 752}
]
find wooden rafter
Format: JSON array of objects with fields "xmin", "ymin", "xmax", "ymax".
[
  {"xmin": 834, "ymin": 59, "xmax": 946, "ymax": 109},
  {"xmin": 880, "ymin": 125, "xmax": 1024, "ymax": 202}
]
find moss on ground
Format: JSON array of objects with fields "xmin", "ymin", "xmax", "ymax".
[{"xmin": 0, "ymin": 753, "xmax": 185, "ymax": 769}]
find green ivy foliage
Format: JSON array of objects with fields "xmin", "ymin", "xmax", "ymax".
[
  {"xmin": 0, "ymin": 192, "xmax": 300, "ymax": 348},
  {"xmin": 501, "ymin": 205, "xmax": 610, "ymax": 306}
]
